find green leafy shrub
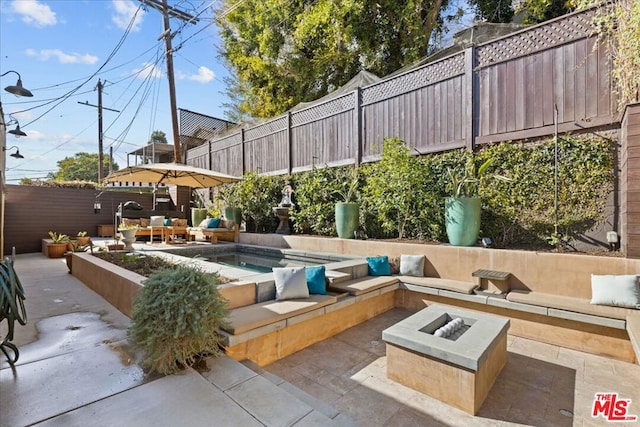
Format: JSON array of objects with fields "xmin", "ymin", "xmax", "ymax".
[
  {"xmin": 128, "ymin": 265, "xmax": 229, "ymax": 375},
  {"xmin": 221, "ymin": 171, "xmax": 286, "ymax": 232},
  {"xmin": 361, "ymin": 138, "xmax": 442, "ymax": 240},
  {"xmin": 290, "ymin": 165, "xmax": 359, "ymax": 235}
]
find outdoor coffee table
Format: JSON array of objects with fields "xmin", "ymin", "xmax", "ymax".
[{"xmin": 382, "ymin": 305, "xmax": 509, "ymax": 415}]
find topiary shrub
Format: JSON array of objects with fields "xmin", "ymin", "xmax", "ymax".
[{"xmin": 128, "ymin": 265, "xmax": 229, "ymax": 375}]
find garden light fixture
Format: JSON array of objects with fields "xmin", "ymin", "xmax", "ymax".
[
  {"xmin": 1, "ymin": 71, "xmax": 33, "ymax": 97},
  {"xmin": 7, "ymin": 124, "xmax": 26, "ymax": 137},
  {"xmin": 3, "ymin": 146, "xmax": 23, "ymax": 159}
]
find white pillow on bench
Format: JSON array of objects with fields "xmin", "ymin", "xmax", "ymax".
[
  {"xmin": 274, "ymin": 267, "xmax": 309, "ymax": 300},
  {"xmin": 590, "ymin": 274, "xmax": 640, "ymax": 309},
  {"xmin": 400, "ymin": 254, "xmax": 425, "ymax": 277}
]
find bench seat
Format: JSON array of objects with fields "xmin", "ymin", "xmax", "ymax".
[
  {"xmin": 397, "ymin": 276, "xmax": 478, "ymax": 294},
  {"xmin": 223, "ymin": 294, "xmax": 337, "ymax": 335},
  {"xmin": 506, "ymin": 290, "xmax": 635, "ymax": 320},
  {"xmin": 188, "ymin": 224, "xmax": 239, "ymax": 242},
  {"xmin": 328, "ymin": 276, "xmax": 399, "ymax": 296}
]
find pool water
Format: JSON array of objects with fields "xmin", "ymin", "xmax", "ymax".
[{"xmin": 205, "ymin": 252, "xmax": 324, "ymax": 273}]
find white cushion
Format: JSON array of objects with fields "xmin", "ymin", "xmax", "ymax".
[
  {"xmin": 590, "ymin": 274, "xmax": 640, "ymax": 309},
  {"xmin": 274, "ymin": 267, "xmax": 309, "ymax": 300},
  {"xmin": 149, "ymin": 216, "xmax": 165, "ymax": 227},
  {"xmin": 198, "ymin": 218, "xmax": 209, "ymax": 228},
  {"xmin": 399, "ymin": 254, "xmax": 425, "ymax": 277}
]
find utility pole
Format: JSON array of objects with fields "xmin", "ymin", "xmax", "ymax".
[
  {"xmin": 78, "ymin": 79, "xmax": 119, "ymax": 182},
  {"xmin": 139, "ymin": 0, "xmax": 199, "ymax": 164}
]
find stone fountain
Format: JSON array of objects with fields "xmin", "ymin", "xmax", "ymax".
[{"xmin": 273, "ymin": 185, "xmax": 293, "ymax": 234}]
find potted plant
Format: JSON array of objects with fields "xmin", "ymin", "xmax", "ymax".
[
  {"xmin": 219, "ymin": 184, "xmax": 242, "ymax": 226},
  {"xmin": 334, "ymin": 167, "xmax": 360, "ymax": 239},
  {"xmin": 76, "ymin": 231, "xmax": 90, "ymax": 246},
  {"xmin": 47, "ymin": 231, "xmax": 70, "ymax": 258},
  {"xmin": 117, "ymin": 223, "xmax": 139, "ymax": 250},
  {"xmin": 445, "ymin": 154, "xmax": 510, "ymax": 246},
  {"xmin": 191, "ymin": 189, "xmax": 209, "ymax": 227}
]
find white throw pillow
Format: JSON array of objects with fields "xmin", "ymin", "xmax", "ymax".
[
  {"xmin": 590, "ymin": 274, "xmax": 640, "ymax": 309},
  {"xmin": 274, "ymin": 267, "xmax": 309, "ymax": 300},
  {"xmin": 400, "ymin": 254, "xmax": 425, "ymax": 277},
  {"xmin": 198, "ymin": 218, "xmax": 209, "ymax": 228},
  {"xmin": 149, "ymin": 216, "xmax": 165, "ymax": 227}
]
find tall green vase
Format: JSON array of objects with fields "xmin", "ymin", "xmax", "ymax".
[
  {"xmin": 335, "ymin": 202, "xmax": 359, "ymax": 239},
  {"xmin": 225, "ymin": 207, "xmax": 242, "ymax": 226},
  {"xmin": 191, "ymin": 208, "xmax": 207, "ymax": 227},
  {"xmin": 445, "ymin": 197, "xmax": 481, "ymax": 246}
]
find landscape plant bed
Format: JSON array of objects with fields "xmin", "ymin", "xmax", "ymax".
[{"xmin": 93, "ymin": 252, "xmax": 231, "ymax": 283}]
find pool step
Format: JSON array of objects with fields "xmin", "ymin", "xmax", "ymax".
[{"xmin": 326, "ymin": 270, "xmax": 352, "ymax": 284}]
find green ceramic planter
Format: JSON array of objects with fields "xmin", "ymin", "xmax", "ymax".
[
  {"xmin": 335, "ymin": 202, "xmax": 359, "ymax": 239},
  {"xmin": 445, "ymin": 197, "xmax": 481, "ymax": 246},
  {"xmin": 225, "ymin": 207, "xmax": 242, "ymax": 226},
  {"xmin": 191, "ymin": 208, "xmax": 207, "ymax": 227}
]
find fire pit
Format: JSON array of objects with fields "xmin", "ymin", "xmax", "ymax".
[{"xmin": 382, "ymin": 305, "xmax": 509, "ymax": 414}]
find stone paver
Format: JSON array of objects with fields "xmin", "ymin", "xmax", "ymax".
[
  {"xmin": 36, "ymin": 369, "xmax": 263, "ymax": 427},
  {"xmin": 1, "ymin": 337, "xmax": 146, "ymax": 427},
  {"xmin": 225, "ymin": 375, "xmax": 314, "ymax": 426},
  {"xmin": 264, "ymin": 308, "xmax": 640, "ymax": 427}
]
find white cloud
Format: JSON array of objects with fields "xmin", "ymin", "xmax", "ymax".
[
  {"xmin": 25, "ymin": 48, "xmax": 98, "ymax": 65},
  {"xmin": 111, "ymin": 0, "xmax": 144, "ymax": 32},
  {"xmin": 11, "ymin": 0, "xmax": 57, "ymax": 27},
  {"xmin": 188, "ymin": 66, "xmax": 215, "ymax": 83},
  {"xmin": 132, "ymin": 62, "xmax": 163, "ymax": 79}
]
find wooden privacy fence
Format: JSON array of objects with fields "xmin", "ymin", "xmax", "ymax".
[{"xmin": 187, "ymin": 5, "xmax": 616, "ymax": 176}]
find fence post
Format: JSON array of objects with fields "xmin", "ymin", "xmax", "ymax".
[
  {"xmin": 240, "ymin": 128, "xmax": 246, "ymax": 176},
  {"xmin": 464, "ymin": 46, "xmax": 478, "ymax": 150},
  {"xmin": 355, "ymin": 87, "xmax": 362, "ymax": 167},
  {"xmin": 287, "ymin": 111, "xmax": 293, "ymax": 174}
]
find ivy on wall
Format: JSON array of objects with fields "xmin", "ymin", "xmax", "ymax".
[{"xmin": 217, "ymin": 135, "xmax": 614, "ymax": 249}]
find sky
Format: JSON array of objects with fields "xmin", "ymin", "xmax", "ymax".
[{"xmin": 0, "ymin": 0, "xmax": 230, "ymax": 182}]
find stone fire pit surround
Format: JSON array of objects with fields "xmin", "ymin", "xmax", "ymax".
[{"xmin": 382, "ymin": 305, "xmax": 510, "ymax": 414}]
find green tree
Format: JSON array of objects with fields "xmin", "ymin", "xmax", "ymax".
[
  {"xmin": 470, "ymin": 0, "xmax": 514, "ymax": 22},
  {"xmin": 515, "ymin": 0, "xmax": 574, "ymax": 23},
  {"xmin": 149, "ymin": 130, "xmax": 168, "ymax": 144},
  {"xmin": 50, "ymin": 152, "xmax": 119, "ymax": 182},
  {"xmin": 217, "ymin": 0, "xmax": 451, "ymax": 118}
]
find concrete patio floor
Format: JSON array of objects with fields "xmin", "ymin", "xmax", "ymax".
[{"xmin": 1, "ymin": 252, "xmax": 639, "ymax": 426}]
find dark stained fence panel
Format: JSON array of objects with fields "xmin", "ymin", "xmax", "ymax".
[
  {"xmin": 211, "ymin": 132, "xmax": 244, "ymax": 177},
  {"xmin": 475, "ymin": 6, "xmax": 615, "ymax": 144},
  {"xmin": 361, "ymin": 52, "xmax": 467, "ymax": 160},
  {"xmin": 188, "ymin": 143, "xmax": 210, "ymax": 170},
  {"xmin": 291, "ymin": 92, "xmax": 356, "ymax": 170}
]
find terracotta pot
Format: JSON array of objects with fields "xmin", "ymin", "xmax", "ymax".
[{"xmin": 48, "ymin": 243, "xmax": 69, "ymax": 258}]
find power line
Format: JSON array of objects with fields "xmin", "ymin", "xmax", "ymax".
[
  {"xmin": 14, "ymin": 4, "xmax": 144, "ymax": 127},
  {"xmin": 139, "ymin": 0, "xmax": 200, "ymax": 163}
]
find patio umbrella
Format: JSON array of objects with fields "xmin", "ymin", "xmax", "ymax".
[{"xmin": 104, "ymin": 163, "xmax": 242, "ymax": 188}]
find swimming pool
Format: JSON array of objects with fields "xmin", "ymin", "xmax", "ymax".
[
  {"xmin": 204, "ymin": 252, "xmax": 324, "ymax": 273},
  {"xmin": 159, "ymin": 244, "xmax": 354, "ymax": 274}
]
